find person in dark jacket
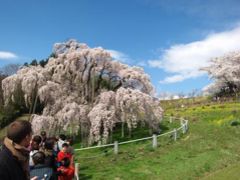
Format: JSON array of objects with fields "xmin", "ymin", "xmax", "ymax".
[
  {"xmin": 40, "ymin": 131, "xmax": 47, "ymax": 146},
  {"xmin": 30, "ymin": 151, "xmax": 55, "ymax": 180},
  {"xmin": 41, "ymin": 137, "xmax": 57, "ymax": 170},
  {"xmin": 0, "ymin": 120, "xmax": 35, "ymax": 180}
]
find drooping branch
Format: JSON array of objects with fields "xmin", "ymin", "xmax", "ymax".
[{"xmin": 2, "ymin": 39, "xmax": 163, "ymax": 145}]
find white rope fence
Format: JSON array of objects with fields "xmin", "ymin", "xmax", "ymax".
[{"xmin": 74, "ymin": 116, "xmax": 189, "ymax": 180}]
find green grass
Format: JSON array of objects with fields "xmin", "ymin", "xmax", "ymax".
[
  {"xmin": 202, "ymin": 162, "xmax": 240, "ymax": 180},
  {"xmin": 1, "ymin": 100, "xmax": 239, "ymax": 179},
  {"xmin": 73, "ymin": 101, "xmax": 240, "ymax": 180}
]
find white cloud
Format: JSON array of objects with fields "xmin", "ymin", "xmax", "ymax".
[
  {"xmin": 0, "ymin": 51, "xmax": 18, "ymax": 60},
  {"xmin": 149, "ymin": 25, "xmax": 240, "ymax": 84},
  {"xmin": 106, "ymin": 49, "xmax": 130, "ymax": 63},
  {"xmin": 136, "ymin": 61, "xmax": 147, "ymax": 67},
  {"xmin": 159, "ymin": 74, "xmax": 186, "ymax": 84}
]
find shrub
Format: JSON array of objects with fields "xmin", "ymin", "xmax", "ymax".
[
  {"xmin": 0, "ymin": 108, "xmax": 22, "ymax": 128},
  {"xmin": 230, "ymin": 120, "xmax": 239, "ymax": 126}
]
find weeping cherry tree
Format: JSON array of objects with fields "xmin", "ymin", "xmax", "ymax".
[{"xmin": 2, "ymin": 39, "xmax": 164, "ymax": 145}]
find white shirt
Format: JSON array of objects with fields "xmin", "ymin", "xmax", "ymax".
[
  {"xmin": 29, "ymin": 150, "xmax": 39, "ymax": 167},
  {"xmin": 57, "ymin": 139, "xmax": 66, "ymax": 151}
]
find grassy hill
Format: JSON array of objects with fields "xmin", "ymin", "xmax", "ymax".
[
  {"xmin": 73, "ymin": 99, "xmax": 240, "ymax": 180},
  {"xmin": 1, "ymin": 99, "xmax": 240, "ymax": 179},
  {"xmin": 202, "ymin": 161, "xmax": 240, "ymax": 180}
]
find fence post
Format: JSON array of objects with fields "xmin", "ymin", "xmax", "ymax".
[
  {"xmin": 152, "ymin": 134, "xmax": 157, "ymax": 149},
  {"xmin": 185, "ymin": 120, "xmax": 188, "ymax": 132},
  {"xmin": 173, "ymin": 128, "xmax": 177, "ymax": 141},
  {"xmin": 180, "ymin": 118, "xmax": 184, "ymax": 126},
  {"xmin": 182, "ymin": 121, "xmax": 186, "ymax": 134},
  {"xmin": 169, "ymin": 116, "xmax": 173, "ymax": 123},
  {"xmin": 75, "ymin": 163, "xmax": 79, "ymax": 180},
  {"xmin": 181, "ymin": 118, "xmax": 186, "ymax": 134},
  {"xmin": 114, "ymin": 141, "xmax": 118, "ymax": 155}
]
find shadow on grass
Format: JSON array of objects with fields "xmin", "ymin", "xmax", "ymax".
[
  {"xmin": 73, "ymin": 122, "xmax": 172, "ymax": 148},
  {"xmin": 159, "ymin": 124, "xmax": 169, "ymax": 133}
]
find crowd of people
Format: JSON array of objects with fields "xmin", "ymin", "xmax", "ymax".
[{"xmin": 0, "ymin": 120, "xmax": 75, "ymax": 180}]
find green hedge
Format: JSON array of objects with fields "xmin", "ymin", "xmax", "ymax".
[{"xmin": 0, "ymin": 110, "xmax": 21, "ymax": 129}]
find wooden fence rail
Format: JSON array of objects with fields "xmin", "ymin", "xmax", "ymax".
[{"xmin": 74, "ymin": 116, "xmax": 189, "ymax": 180}]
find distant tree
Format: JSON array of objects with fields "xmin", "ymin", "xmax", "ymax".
[
  {"xmin": 30, "ymin": 59, "xmax": 38, "ymax": 66},
  {"xmin": 39, "ymin": 59, "xmax": 49, "ymax": 67},
  {"xmin": 188, "ymin": 89, "xmax": 199, "ymax": 98},
  {"xmin": 158, "ymin": 91, "xmax": 173, "ymax": 100},
  {"xmin": 202, "ymin": 51, "xmax": 240, "ymax": 97},
  {"xmin": 0, "ymin": 63, "xmax": 20, "ymax": 76},
  {"xmin": 23, "ymin": 62, "xmax": 29, "ymax": 67},
  {"xmin": 0, "ymin": 74, "xmax": 7, "ymax": 108},
  {"xmin": 49, "ymin": 52, "xmax": 56, "ymax": 58},
  {"xmin": 178, "ymin": 92, "xmax": 185, "ymax": 99}
]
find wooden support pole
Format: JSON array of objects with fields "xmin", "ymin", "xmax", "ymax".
[
  {"xmin": 152, "ymin": 134, "xmax": 157, "ymax": 149},
  {"xmin": 182, "ymin": 122, "xmax": 186, "ymax": 134},
  {"xmin": 121, "ymin": 122, "xmax": 125, "ymax": 138},
  {"xmin": 114, "ymin": 141, "xmax": 118, "ymax": 155},
  {"xmin": 173, "ymin": 128, "xmax": 177, "ymax": 141}
]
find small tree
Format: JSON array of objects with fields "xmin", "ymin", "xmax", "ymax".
[
  {"xmin": 39, "ymin": 59, "xmax": 49, "ymax": 67},
  {"xmin": 30, "ymin": 59, "xmax": 38, "ymax": 66},
  {"xmin": 202, "ymin": 51, "xmax": 240, "ymax": 97}
]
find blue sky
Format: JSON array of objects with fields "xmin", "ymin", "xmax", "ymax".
[{"xmin": 1, "ymin": 0, "xmax": 240, "ymax": 96}]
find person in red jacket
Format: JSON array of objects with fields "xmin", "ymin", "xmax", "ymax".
[
  {"xmin": 57, "ymin": 143, "xmax": 72, "ymax": 163},
  {"xmin": 57, "ymin": 157, "xmax": 74, "ymax": 180}
]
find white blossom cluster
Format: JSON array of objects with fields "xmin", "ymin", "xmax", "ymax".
[
  {"xmin": 2, "ymin": 39, "xmax": 163, "ymax": 144},
  {"xmin": 202, "ymin": 51, "xmax": 240, "ymax": 95}
]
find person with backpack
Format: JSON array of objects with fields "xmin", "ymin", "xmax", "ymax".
[
  {"xmin": 30, "ymin": 151, "xmax": 55, "ymax": 180},
  {"xmin": 41, "ymin": 138, "xmax": 57, "ymax": 170},
  {"xmin": 29, "ymin": 135, "xmax": 42, "ymax": 168},
  {"xmin": 40, "ymin": 131, "xmax": 47, "ymax": 146}
]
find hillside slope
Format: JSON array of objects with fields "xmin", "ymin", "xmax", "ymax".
[{"xmin": 73, "ymin": 100, "xmax": 240, "ymax": 179}]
